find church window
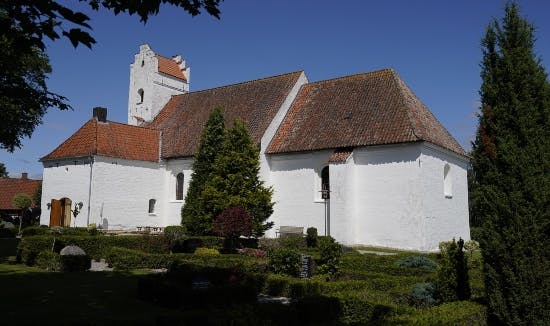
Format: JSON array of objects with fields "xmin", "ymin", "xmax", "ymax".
[
  {"xmin": 148, "ymin": 199, "xmax": 156, "ymax": 214},
  {"xmin": 138, "ymin": 89, "xmax": 144, "ymax": 103},
  {"xmin": 321, "ymin": 166, "xmax": 330, "ymax": 199},
  {"xmin": 141, "ymin": 60, "xmax": 145, "ymax": 67},
  {"xmin": 444, "ymin": 164, "xmax": 452, "ymax": 198},
  {"xmin": 176, "ymin": 173, "xmax": 184, "ymax": 200}
]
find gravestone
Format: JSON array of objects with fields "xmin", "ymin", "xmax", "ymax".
[{"xmin": 299, "ymin": 254, "xmax": 313, "ymax": 278}]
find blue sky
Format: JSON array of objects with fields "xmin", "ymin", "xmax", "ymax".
[{"xmin": 2, "ymin": 0, "xmax": 550, "ymax": 178}]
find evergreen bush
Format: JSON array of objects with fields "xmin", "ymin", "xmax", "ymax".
[
  {"xmin": 269, "ymin": 247, "xmax": 301, "ymax": 276},
  {"xmin": 194, "ymin": 247, "xmax": 220, "ymax": 256},
  {"xmin": 409, "ymin": 282, "xmax": 436, "ymax": 307},
  {"xmin": 306, "ymin": 227, "xmax": 318, "ymax": 248},
  {"xmin": 36, "ymin": 250, "xmax": 60, "ymax": 271},
  {"xmin": 436, "ymin": 238, "xmax": 470, "ymax": 303},
  {"xmin": 317, "ymin": 236, "xmax": 342, "ymax": 277},
  {"xmin": 395, "ymin": 255, "xmax": 437, "ymax": 270}
]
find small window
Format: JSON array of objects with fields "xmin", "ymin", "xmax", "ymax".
[
  {"xmin": 444, "ymin": 164, "xmax": 452, "ymax": 198},
  {"xmin": 148, "ymin": 199, "xmax": 156, "ymax": 214},
  {"xmin": 176, "ymin": 173, "xmax": 184, "ymax": 201},
  {"xmin": 138, "ymin": 89, "xmax": 144, "ymax": 103},
  {"xmin": 321, "ymin": 166, "xmax": 330, "ymax": 199},
  {"xmin": 141, "ymin": 60, "xmax": 145, "ymax": 67}
]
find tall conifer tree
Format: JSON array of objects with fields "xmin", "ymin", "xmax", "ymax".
[
  {"xmin": 181, "ymin": 106, "xmax": 225, "ymax": 235},
  {"xmin": 471, "ymin": 3, "xmax": 550, "ymax": 324},
  {"xmin": 201, "ymin": 119, "xmax": 274, "ymax": 237}
]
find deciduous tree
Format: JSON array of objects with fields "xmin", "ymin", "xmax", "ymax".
[{"xmin": 471, "ymin": 3, "xmax": 550, "ymax": 324}]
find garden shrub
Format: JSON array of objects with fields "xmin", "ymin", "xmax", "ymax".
[
  {"xmin": 317, "ymin": 236, "xmax": 342, "ymax": 278},
  {"xmin": 269, "ymin": 247, "xmax": 301, "ymax": 276},
  {"xmin": 261, "ymin": 274, "xmax": 322, "ymax": 298},
  {"xmin": 436, "ymin": 238, "xmax": 471, "ymax": 302},
  {"xmin": 278, "ymin": 236, "xmax": 306, "ymax": 249},
  {"xmin": 395, "ymin": 255, "xmax": 437, "ymax": 270},
  {"xmin": 36, "ymin": 250, "xmax": 60, "ymax": 271},
  {"xmin": 258, "ymin": 237, "xmax": 280, "ymax": 251},
  {"xmin": 212, "ymin": 206, "xmax": 253, "ymax": 252},
  {"xmin": 409, "ymin": 282, "xmax": 436, "ymax": 307},
  {"xmin": 306, "ymin": 227, "xmax": 318, "ymax": 248},
  {"xmin": 105, "ymin": 247, "xmax": 173, "ymax": 270},
  {"xmin": 60, "ymin": 254, "xmax": 91, "ymax": 272},
  {"xmin": 20, "ymin": 225, "xmax": 49, "ymax": 237},
  {"xmin": 164, "ymin": 225, "xmax": 186, "ymax": 242},
  {"xmin": 194, "ymin": 247, "xmax": 220, "ymax": 256},
  {"xmin": 237, "ymin": 248, "xmax": 267, "ymax": 258}
]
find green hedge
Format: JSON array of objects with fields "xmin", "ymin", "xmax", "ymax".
[
  {"xmin": 105, "ymin": 247, "xmax": 174, "ymax": 270},
  {"xmin": 388, "ymin": 301, "xmax": 487, "ymax": 325},
  {"xmin": 18, "ymin": 234, "xmax": 170, "ymax": 265},
  {"xmin": 36, "ymin": 250, "xmax": 61, "ymax": 271}
]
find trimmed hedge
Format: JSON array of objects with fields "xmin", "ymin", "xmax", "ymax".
[
  {"xmin": 18, "ymin": 234, "xmax": 170, "ymax": 264},
  {"xmin": 105, "ymin": 247, "xmax": 173, "ymax": 270},
  {"xmin": 389, "ymin": 301, "xmax": 487, "ymax": 325},
  {"xmin": 36, "ymin": 250, "xmax": 61, "ymax": 271},
  {"xmin": 171, "ymin": 236, "xmax": 225, "ymax": 253}
]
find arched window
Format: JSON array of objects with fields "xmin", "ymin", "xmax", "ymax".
[
  {"xmin": 138, "ymin": 89, "xmax": 144, "ymax": 103},
  {"xmin": 148, "ymin": 199, "xmax": 156, "ymax": 214},
  {"xmin": 321, "ymin": 166, "xmax": 330, "ymax": 199},
  {"xmin": 444, "ymin": 164, "xmax": 452, "ymax": 198},
  {"xmin": 176, "ymin": 173, "xmax": 184, "ymax": 201}
]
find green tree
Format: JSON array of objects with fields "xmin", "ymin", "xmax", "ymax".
[
  {"xmin": 0, "ymin": 0, "xmax": 222, "ymax": 151},
  {"xmin": 201, "ymin": 119, "xmax": 274, "ymax": 237},
  {"xmin": 436, "ymin": 238, "xmax": 470, "ymax": 303},
  {"xmin": 0, "ymin": 163, "xmax": 7, "ymax": 178},
  {"xmin": 471, "ymin": 3, "xmax": 550, "ymax": 324},
  {"xmin": 12, "ymin": 193, "xmax": 32, "ymax": 236},
  {"xmin": 181, "ymin": 106, "xmax": 226, "ymax": 235}
]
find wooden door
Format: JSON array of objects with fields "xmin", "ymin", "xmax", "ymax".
[
  {"xmin": 49, "ymin": 199, "xmax": 62, "ymax": 226},
  {"xmin": 61, "ymin": 198, "xmax": 72, "ymax": 227}
]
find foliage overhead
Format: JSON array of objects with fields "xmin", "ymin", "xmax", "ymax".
[
  {"xmin": 0, "ymin": 0, "xmax": 222, "ymax": 151},
  {"xmin": 0, "ymin": 163, "xmax": 7, "ymax": 178},
  {"xmin": 181, "ymin": 106, "xmax": 226, "ymax": 235},
  {"xmin": 471, "ymin": 2, "xmax": 550, "ymax": 324}
]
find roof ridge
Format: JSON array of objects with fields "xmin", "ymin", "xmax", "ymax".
[
  {"xmin": 173, "ymin": 70, "xmax": 304, "ymax": 97},
  {"xmin": 307, "ymin": 68, "xmax": 395, "ymax": 85},
  {"xmin": 104, "ymin": 120, "xmax": 159, "ymax": 131}
]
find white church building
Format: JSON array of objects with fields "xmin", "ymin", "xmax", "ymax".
[{"xmin": 40, "ymin": 44, "xmax": 470, "ymax": 251}]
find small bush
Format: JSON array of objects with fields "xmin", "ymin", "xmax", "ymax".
[
  {"xmin": 238, "ymin": 248, "xmax": 267, "ymax": 258},
  {"xmin": 194, "ymin": 247, "xmax": 220, "ymax": 256},
  {"xmin": 60, "ymin": 254, "xmax": 91, "ymax": 272},
  {"xmin": 278, "ymin": 236, "xmax": 306, "ymax": 249},
  {"xmin": 306, "ymin": 227, "xmax": 318, "ymax": 248},
  {"xmin": 269, "ymin": 247, "xmax": 301, "ymax": 277},
  {"xmin": 164, "ymin": 225, "xmax": 186, "ymax": 249},
  {"xmin": 258, "ymin": 238, "xmax": 280, "ymax": 251},
  {"xmin": 436, "ymin": 238, "xmax": 471, "ymax": 303},
  {"xmin": 105, "ymin": 247, "xmax": 173, "ymax": 270},
  {"xmin": 395, "ymin": 255, "xmax": 437, "ymax": 270},
  {"xmin": 36, "ymin": 250, "xmax": 61, "ymax": 271},
  {"xmin": 317, "ymin": 236, "xmax": 342, "ymax": 278},
  {"xmin": 409, "ymin": 282, "xmax": 437, "ymax": 307}
]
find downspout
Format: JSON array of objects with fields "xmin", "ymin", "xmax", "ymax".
[{"xmin": 86, "ymin": 155, "xmax": 94, "ymax": 226}]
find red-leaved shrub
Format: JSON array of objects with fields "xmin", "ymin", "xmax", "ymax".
[{"xmin": 212, "ymin": 206, "xmax": 253, "ymax": 238}]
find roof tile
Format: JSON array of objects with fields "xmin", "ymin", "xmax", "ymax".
[
  {"xmin": 156, "ymin": 55, "xmax": 186, "ymax": 81},
  {"xmin": 0, "ymin": 177, "xmax": 41, "ymax": 210},
  {"xmin": 267, "ymin": 69, "xmax": 467, "ymax": 156}
]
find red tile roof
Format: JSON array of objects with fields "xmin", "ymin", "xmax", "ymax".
[
  {"xmin": 148, "ymin": 71, "xmax": 304, "ymax": 158},
  {"xmin": 267, "ymin": 69, "xmax": 467, "ymax": 156},
  {"xmin": 41, "ymin": 119, "xmax": 160, "ymax": 162},
  {"xmin": 328, "ymin": 147, "xmax": 354, "ymax": 163},
  {"xmin": 156, "ymin": 55, "xmax": 186, "ymax": 81},
  {"xmin": 0, "ymin": 177, "xmax": 41, "ymax": 210}
]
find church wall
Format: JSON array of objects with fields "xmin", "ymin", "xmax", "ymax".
[
  {"xmin": 267, "ymin": 150, "xmax": 333, "ymax": 238},
  {"xmin": 419, "ymin": 143, "xmax": 470, "ymax": 251},
  {"xmin": 41, "ymin": 158, "xmax": 94, "ymax": 227},
  {"xmin": 352, "ymin": 144, "xmax": 424, "ymax": 250},
  {"xmin": 88, "ymin": 157, "xmax": 163, "ymax": 230},
  {"xmin": 327, "ymin": 158, "xmax": 356, "ymax": 244},
  {"xmin": 162, "ymin": 158, "xmax": 194, "ymax": 226}
]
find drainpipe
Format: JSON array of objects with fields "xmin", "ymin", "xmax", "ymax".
[{"xmin": 86, "ymin": 156, "xmax": 94, "ymax": 226}]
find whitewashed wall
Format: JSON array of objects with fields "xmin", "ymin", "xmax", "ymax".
[
  {"xmin": 419, "ymin": 143, "xmax": 470, "ymax": 250},
  {"xmin": 41, "ymin": 157, "xmax": 94, "ymax": 227},
  {"xmin": 267, "ymin": 150, "xmax": 333, "ymax": 238},
  {"xmin": 41, "ymin": 156, "xmax": 163, "ymax": 230},
  {"xmin": 352, "ymin": 144, "xmax": 424, "ymax": 249},
  {"xmin": 162, "ymin": 158, "xmax": 194, "ymax": 226}
]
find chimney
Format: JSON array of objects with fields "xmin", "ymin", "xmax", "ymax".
[
  {"xmin": 21, "ymin": 173, "xmax": 28, "ymax": 180},
  {"xmin": 93, "ymin": 107, "xmax": 107, "ymax": 122}
]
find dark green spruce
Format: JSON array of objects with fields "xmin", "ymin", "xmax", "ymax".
[
  {"xmin": 201, "ymin": 119, "xmax": 274, "ymax": 237},
  {"xmin": 471, "ymin": 3, "xmax": 550, "ymax": 324},
  {"xmin": 181, "ymin": 106, "xmax": 226, "ymax": 235}
]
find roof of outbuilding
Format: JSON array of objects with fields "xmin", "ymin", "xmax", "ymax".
[
  {"xmin": 0, "ymin": 177, "xmax": 41, "ymax": 210},
  {"xmin": 156, "ymin": 55, "xmax": 186, "ymax": 81},
  {"xmin": 148, "ymin": 71, "xmax": 304, "ymax": 158},
  {"xmin": 267, "ymin": 69, "xmax": 467, "ymax": 156},
  {"xmin": 40, "ymin": 119, "xmax": 160, "ymax": 162}
]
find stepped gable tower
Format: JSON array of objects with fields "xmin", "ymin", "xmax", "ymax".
[{"xmin": 127, "ymin": 44, "xmax": 190, "ymax": 125}]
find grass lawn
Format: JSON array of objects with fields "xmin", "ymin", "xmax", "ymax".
[{"xmin": 0, "ymin": 258, "xmax": 177, "ymax": 325}]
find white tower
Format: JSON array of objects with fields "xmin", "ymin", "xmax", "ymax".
[{"xmin": 127, "ymin": 44, "xmax": 190, "ymax": 125}]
